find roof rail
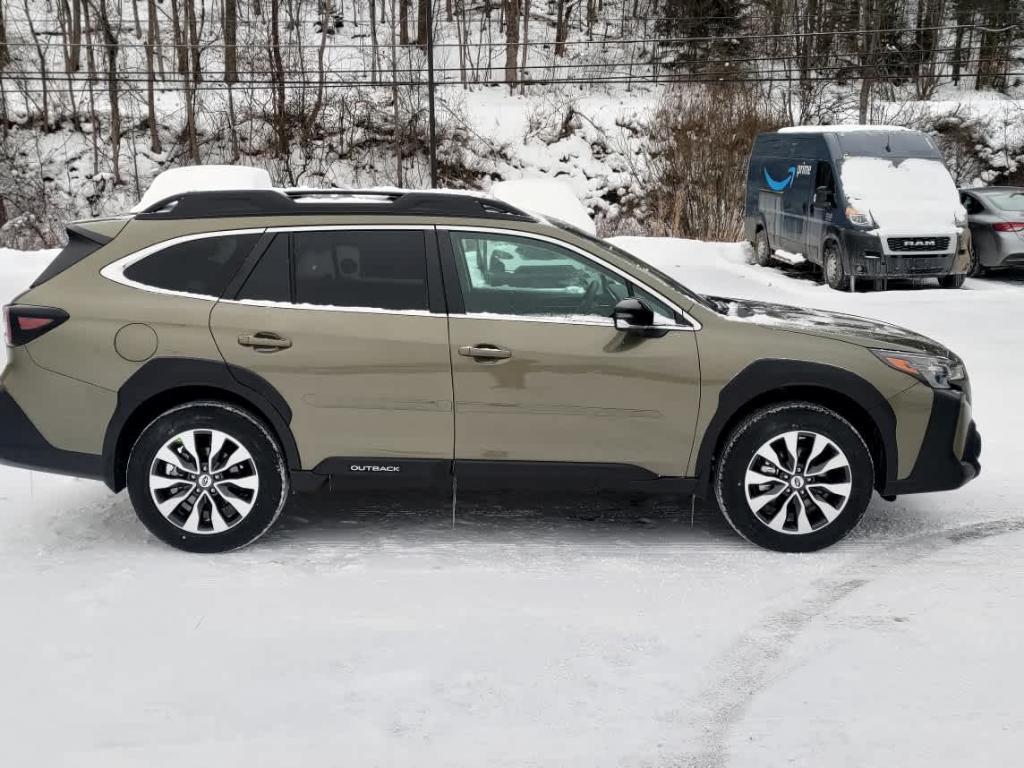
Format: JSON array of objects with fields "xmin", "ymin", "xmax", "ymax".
[{"xmin": 134, "ymin": 188, "xmax": 536, "ymax": 222}]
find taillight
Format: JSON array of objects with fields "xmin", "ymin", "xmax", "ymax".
[
  {"xmin": 3, "ymin": 305, "xmax": 69, "ymax": 347},
  {"xmin": 993, "ymin": 222, "xmax": 1024, "ymax": 233}
]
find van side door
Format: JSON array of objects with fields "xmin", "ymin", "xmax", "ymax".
[{"xmin": 806, "ymin": 161, "xmax": 838, "ymax": 265}]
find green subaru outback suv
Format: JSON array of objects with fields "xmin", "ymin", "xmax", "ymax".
[{"xmin": 0, "ymin": 189, "xmax": 980, "ymax": 553}]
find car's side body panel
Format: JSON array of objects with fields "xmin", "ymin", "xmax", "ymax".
[
  {"xmin": 447, "ymin": 314, "xmax": 700, "ymax": 477},
  {"xmin": 211, "ymin": 301, "xmax": 455, "ymax": 469}
]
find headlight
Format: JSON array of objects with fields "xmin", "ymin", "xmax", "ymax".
[
  {"xmin": 954, "ymin": 209, "xmax": 968, "ymax": 227},
  {"xmin": 846, "ymin": 206, "xmax": 874, "ymax": 227},
  {"xmin": 872, "ymin": 349, "xmax": 966, "ymax": 389}
]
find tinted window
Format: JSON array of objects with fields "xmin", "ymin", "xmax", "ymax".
[
  {"xmin": 238, "ymin": 234, "xmax": 290, "ymax": 302},
  {"xmin": 125, "ymin": 234, "xmax": 258, "ymax": 297},
  {"xmin": 293, "ymin": 230, "xmax": 428, "ymax": 310},
  {"xmin": 449, "ymin": 231, "xmax": 673, "ymax": 320},
  {"xmin": 836, "ymin": 131, "xmax": 942, "ymax": 160},
  {"xmin": 961, "ymin": 193, "xmax": 984, "ymax": 214}
]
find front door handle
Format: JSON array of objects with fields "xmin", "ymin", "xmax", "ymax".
[
  {"xmin": 238, "ymin": 332, "xmax": 292, "ymax": 352},
  {"xmin": 458, "ymin": 344, "xmax": 511, "ymax": 360}
]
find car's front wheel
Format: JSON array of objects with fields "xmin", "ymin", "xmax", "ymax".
[
  {"xmin": 127, "ymin": 401, "xmax": 289, "ymax": 553},
  {"xmin": 715, "ymin": 402, "xmax": 874, "ymax": 552}
]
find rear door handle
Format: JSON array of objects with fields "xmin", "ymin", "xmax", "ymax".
[
  {"xmin": 238, "ymin": 332, "xmax": 292, "ymax": 352},
  {"xmin": 458, "ymin": 345, "xmax": 511, "ymax": 360}
]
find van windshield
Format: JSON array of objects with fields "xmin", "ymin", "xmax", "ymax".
[{"xmin": 836, "ymin": 131, "xmax": 941, "ymax": 160}]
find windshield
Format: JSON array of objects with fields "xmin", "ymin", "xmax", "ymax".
[
  {"xmin": 835, "ymin": 130, "xmax": 942, "ymax": 160},
  {"xmin": 545, "ymin": 218, "xmax": 717, "ymax": 312},
  {"xmin": 985, "ymin": 190, "xmax": 1024, "ymax": 213}
]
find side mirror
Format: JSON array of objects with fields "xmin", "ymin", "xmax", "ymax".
[
  {"xmin": 613, "ymin": 298, "xmax": 655, "ymax": 332},
  {"xmin": 814, "ymin": 186, "xmax": 834, "ymax": 208}
]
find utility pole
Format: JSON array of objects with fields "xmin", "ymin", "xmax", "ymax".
[{"xmin": 425, "ymin": 0, "xmax": 438, "ymax": 188}]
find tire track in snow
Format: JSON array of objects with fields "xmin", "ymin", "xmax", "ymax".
[{"xmin": 680, "ymin": 516, "xmax": 1024, "ymax": 768}]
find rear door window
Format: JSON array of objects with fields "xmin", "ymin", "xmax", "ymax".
[
  {"xmin": 237, "ymin": 234, "xmax": 291, "ymax": 302},
  {"xmin": 125, "ymin": 233, "xmax": 259, "ymax": 297},
  {"xmin": 292, "ymin": 230, "xmax": 428, "ymax": 311}
]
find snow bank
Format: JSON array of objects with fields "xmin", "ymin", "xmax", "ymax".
[
  {"xmin": 130, "ymin": 166, "xmax": 274, "ymax": 212},
  {"xmin": 490, "ymin": 178, "xmax": 597, "ymax": 235}
]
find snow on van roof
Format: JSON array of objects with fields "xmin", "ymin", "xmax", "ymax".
[{"xmin": 778, "ymin": 125, "xmax": 912, "ymax": 134}]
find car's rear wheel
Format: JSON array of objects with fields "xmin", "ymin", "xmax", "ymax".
[
  {"xmin": 754, "ymin": 228, "xmax": 773, "ymax": 267},
  {"xmin": 127, "ymin": 401, "xmax": 289, "ymax": 553},
  {"xmin": 715, "ymin": 402, "xmax": 874, "ymax": 552}
]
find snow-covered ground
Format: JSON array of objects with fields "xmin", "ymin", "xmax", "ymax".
[{"xmin": 2, "ymin": 243, "xmax": 1023, "ymax": 766}]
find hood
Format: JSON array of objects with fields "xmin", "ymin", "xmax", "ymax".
[
  {"xmin": 840, "ymin": 156, "xmax": 965, "ymax": 232},
  {"xmin": 710, "ymin": 296, "xmax": 950, "ymax": 356}
]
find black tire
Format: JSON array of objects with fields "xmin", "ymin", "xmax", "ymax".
[
  {"xmin": 127, "ymin": 401, "xmax": 289, "ymax": 553},
  {"xmin": 823, "ymin": 242, "xmax": 850, "ymax": 291},
  {"xmin": 754, "ymin": 228, "xmax": 773, "ymax": 267},
  {"xmin": 938, "ymin": 273, "xmax": 967, "ymax": 289},
  {"xmin": 714, "ymin": 402, "xmax": 875, "ymax": 553}
]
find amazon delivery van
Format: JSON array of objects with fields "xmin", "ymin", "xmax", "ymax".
[{"xmin": 744, "ymin": 126, "xmax": 973, "ymax": 290}]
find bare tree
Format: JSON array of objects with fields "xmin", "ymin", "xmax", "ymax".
[
  {"xmin": 88, "ymin": 0, "xmax": 123, "ymax": 182},
  {"xmin": 503, "ymin": 0, "xmax": 520, "ymax": 86},
  {"xmin": 145, "ymin": 0, "xmax": 163, "ymax": 152}
]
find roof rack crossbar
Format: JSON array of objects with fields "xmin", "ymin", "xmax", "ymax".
[{"xmin": 135, "ymin": 188, "xmax": 535, "ymax": 222}]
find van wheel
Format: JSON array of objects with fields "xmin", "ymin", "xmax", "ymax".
[
  {"xmin": 823, "ymin": 243, "xmax": 849, "ymax": 291},
  {"xmin": 714, "ymin": 402, "xmax": 874, "ymax": 552},
  {"xmin": 938, "ymin": 273, "xmax": 966, "ymax": 289},
  {"xmin": 754, "ymin": 229, "xmax": 773, "ymax": 267},
  {"xmin": 127, "ymin": 401, "xmax": 289, "ymax": 553}
]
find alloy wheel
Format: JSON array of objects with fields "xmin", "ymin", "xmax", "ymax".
[
  {"xmin": 743, "ymin": 429, "xmax": 852, "ymax": 535},
  {"xmin": 148, "ymin": 428, "xmax": 260, "ymax": 534}
]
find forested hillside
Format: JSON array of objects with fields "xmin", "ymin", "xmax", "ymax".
[{"xmin": 0, "ymin": 0, "xmax": 1022, "ymax": 244}]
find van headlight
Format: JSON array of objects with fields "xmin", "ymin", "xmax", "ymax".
[
  {"xmin": 872, "ymin": 349, "xmax": 966, "ymax": 389},
  {"xmin": 846, "ymin": 206, "xmax": 874, "ymax": 227}
]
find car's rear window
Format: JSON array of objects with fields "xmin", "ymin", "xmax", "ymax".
[
  {"xmin": 125, "ymin": 234, "xmax": 260, "ymax": 297},
  {"xmin": 986, "ymin": 191, "xmax": 1024, "ymax": 213}
]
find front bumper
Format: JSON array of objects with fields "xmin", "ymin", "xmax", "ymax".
[
  {"xmin": 841, "ymin": 230, "xmax": 962, "ymax": 278},
  {"xmin": 0, "ymin": 386, "xmax": 103, "ymax": 479},
  {"xmin": 884, "ymin": 388, "xmax": 981, "ymax": 496}
]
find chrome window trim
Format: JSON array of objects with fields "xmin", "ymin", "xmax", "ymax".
[
  {"xmin": 100, "ymin": 228, "xmax": 266, "ymax": 301},
  {"xmin": 101, "ymin": 225, "xmax": 440, "ymax": 315},
  {"xmin": 440, "ymin": 225, "xmax": 702, "ymax": 331}
]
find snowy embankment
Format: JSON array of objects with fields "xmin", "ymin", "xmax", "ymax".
[{"xmin": 1, "ymin": 243, "xmax": 1023, "ymax": 767}]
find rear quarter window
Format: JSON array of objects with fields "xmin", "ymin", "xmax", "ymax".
[{"xmin": 124, "ymin": 234, "xmax": 260, "ymax": 297}]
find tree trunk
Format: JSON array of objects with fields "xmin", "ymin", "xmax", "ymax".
[
  {"xmin": 224, "ymin": 0, "xmax": 238, "ymax": 83},
  {"xmin": 270, "ymin": 0, "xmax": 289, "ymax": 157},
  {"xmin": 399, "ymin": 0, "xmax": 410, "ymax": 44},
  {"xmin": 503, "ymin": 0, "xmax": 520, "ymax": 86},
  {"xmin": 23, "ymin": 0, "xmax": 49, "ymax": 128},
  {"xmin": 184, "ymin": 0, "xmax": 202, "ymax": 85},
  {"xmin": 519, "ymin": 0, "xmax": 530, "ymax": 94},
  {"xmin": 369, "ymin": 0, "xmax": 380, "ymax": 82},
  {"xmin": 145, "ymin": 0, "xmax": 162, "ymax": 152},
  {"xmin": 92, "ymin": 0, "xmax": 123, "ymax": 182},
  {"xmin": 0, "ymin": 1, "xmax": 9, "ymax": 69},
  {"xmin": 417, "ymin": 0, "xmax": 428, "ymax": 46},
  {"xmin": 170, "ymin": 0, "xmax": 188, "ymax": 75}
]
